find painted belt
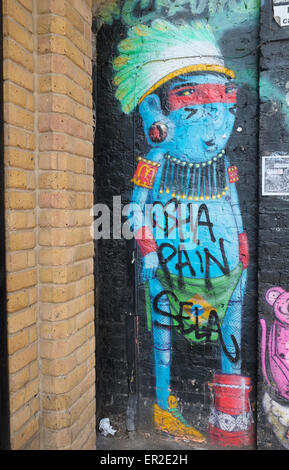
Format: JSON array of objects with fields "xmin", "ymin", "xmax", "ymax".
[{"xmin": 209, "ymin": 407, "xmax": 253, "ymax": 432}]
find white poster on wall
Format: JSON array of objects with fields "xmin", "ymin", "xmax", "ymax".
[
  {"xmin": 262, "ymin": 155, "xmax": 289, "ymax": 195},
  {"xmin": 273, "ymin": 0, "xmax": 289, "ymax": 27}
]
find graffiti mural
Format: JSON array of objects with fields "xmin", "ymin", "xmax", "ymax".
[
  {"xmin": 260, "ymin": 287, "xmax": 289, "ymax": 449},
  {"xmin": 94, "ymin": 0, "xmax": 266, "ymax": 449},
  {"xmin": 112, "ymin": 16, "xmax": 254, "ymax": 446}
]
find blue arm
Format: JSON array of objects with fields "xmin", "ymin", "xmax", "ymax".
[
  {"xmin": 229, "ymin": 182, "xmax": 244, "ymax": 234},
  {"xmin": 125, "ymin": 149, "xmax": 164, "ymax": 280},
  {"xmin": 225, "ymin": 157, "xmax": 243, "ymax": 234},
  {"xmin": 225, "ymin": 158, "xmax": 249, "ymax": 270}
]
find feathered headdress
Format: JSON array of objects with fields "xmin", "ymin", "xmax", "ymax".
[{"xmin": 113, "ymin": 19, "xmax": 235, "ymax": 114}]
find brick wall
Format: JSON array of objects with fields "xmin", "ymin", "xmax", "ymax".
[
  {"xmin": 3, "ymin": 0, "xmax": 39, "ymax": 450},
  {"xmin": 3, "ymin": 0, "xmax": 96, "ymax": 450}
]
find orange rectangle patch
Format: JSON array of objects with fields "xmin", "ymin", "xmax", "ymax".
[{"xmin": 131, "ymin": 158, "xmax": 160, "ymax": 189}]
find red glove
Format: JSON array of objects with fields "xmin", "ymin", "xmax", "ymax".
[
  {"xmin": 135, "ymin": 226, "xmax": 158, "ymax": 257},
  {"xmin": 239, "ymin": 232, "xmax": 249, "ymax": 269}
]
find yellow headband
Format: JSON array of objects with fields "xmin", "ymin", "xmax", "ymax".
[{"xmin": 138, "ymin": 64, "xmax": 235, "ymax": 105}]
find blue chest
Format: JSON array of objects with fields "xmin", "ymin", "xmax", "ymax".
[{"xmin": 147, "ymin": 158, "xmax": 240, "ymax": 279}]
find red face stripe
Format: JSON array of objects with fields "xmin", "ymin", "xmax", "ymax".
[{"xmin": 168, "ymin": 84, "xmax": 237, "ymax": 111}]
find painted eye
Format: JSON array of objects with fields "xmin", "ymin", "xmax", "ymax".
[
  {"xmin": 225, "ymin": 85, "xmax": 237, "ymax": 94},
  {"xmin": 229, "ymin": 105, "xmax": 237, "ymax": 115},
  {"xmin": 176, "ymin": 89, "xmax": 195, "ymax": 97}
]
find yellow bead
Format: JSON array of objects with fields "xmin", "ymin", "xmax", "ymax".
[
  {"xmin": 188, "ymin": 196, "xmax": 193, "ymax": 201},
  {"xmin": 225, "ymin": 186, "xmax": 228, "ymax": 191},
  {"xmin": 182, "ymin": 195, "xmax": 186, "ymax": 200},
  {"xmin": 212, "ymin": 196, "xmax": 216, "ymax": 200},
  {"xmin": 206, "ymin": 196, "xmax": 210, "ymax": 200},
  {"xmin": 217, "ymin": 194, "xmax": 221, "ymax": 199},
  {"xmin": 171, "ymin": 192, "xmax": 175, "ymax": 197},
  {"xmin": 194, "ymin": 197, "xmax": 199, "ymax": 201},
  {"xmin": 177, "ymin": 194, "xmax": 181, "ymax": 199},
  {"xmin": 200, "ymin": 196, "xmax": 204, "ymax": 200},
  {"xmin": 166, "ymin": 189, "xmax": 170, "ymax": 194},
  {"xmin": 159, "ymin": 189, "xmax": 163, "ymax": 194}
]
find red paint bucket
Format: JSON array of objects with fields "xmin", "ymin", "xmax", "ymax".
[{"xmin": 208, "ymin": 374, "xmax": 255, "ymax": 448}]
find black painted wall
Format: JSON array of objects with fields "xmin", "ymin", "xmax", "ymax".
[
  {"xmin": 94, "ymin": 22, "xmax": 136, "ymax": 416},
  {"xmin": 257, "ymin": 0, "xmax": 289, "ymax": 451}
]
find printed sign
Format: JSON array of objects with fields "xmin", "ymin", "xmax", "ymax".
[
  {"xmin": 262, "ymin": 155, "xmax": 289, "ymax": 195},
  {"xmin": 273, "ymin": 0, "xmax": 289, "ymax": 27}
]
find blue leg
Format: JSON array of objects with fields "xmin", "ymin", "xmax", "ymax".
[
  {"xmin": 149, "ymin": 278, "xmax": 172, "ymax": 410},
  {"xmin": 220, "ymin": 270, "xmax": 247, "ymax": 374}
]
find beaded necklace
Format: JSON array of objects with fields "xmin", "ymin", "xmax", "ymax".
[{"xmin": 158, "ymin": 150, "xmax": 229, "ymax": 201}]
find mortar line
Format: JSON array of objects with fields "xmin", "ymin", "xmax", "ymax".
[{"xmin": 32, "ymin": 0, "xmax": 43, "ymax": 450}]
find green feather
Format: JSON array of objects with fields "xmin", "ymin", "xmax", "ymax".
[{"xmin": 113, "ymin": 19, "xmax": 220, "ymax": 114}]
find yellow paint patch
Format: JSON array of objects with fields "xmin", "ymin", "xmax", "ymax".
[
  {"xmin": 120, "ymin": 39, "xmax": 133, "ymax": 51},
  {"xmin": 115, "ymin": 87, "xmax": 127, "ymax": 101},
  {"xmin": 154, "ymin": 396, "xmax": 206, "ymax": 443},
  {"xmin": 134, "ymin": 25, "xmax": 149, "ymax": 36},
  {"xmin": 113, "ymin": 56, "xmax": 129, "ymax": 68},
  {"xmin": 183, "ymin": 294, "xmax": 214, "ymax": 325}
]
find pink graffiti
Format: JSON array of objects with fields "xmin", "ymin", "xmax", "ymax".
[{"xmin": 261, "ymin": 287, "xmax": 289, "ymax": 400}]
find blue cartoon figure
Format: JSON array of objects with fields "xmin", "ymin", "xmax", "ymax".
[{"xmin": 113, "ymin": 20, "xmax": 253, "ymax": 447}]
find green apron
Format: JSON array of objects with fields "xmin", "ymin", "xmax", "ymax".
[{"xmin": 145, "ymin": 263, "xmax": 243, "ymax": 343}]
